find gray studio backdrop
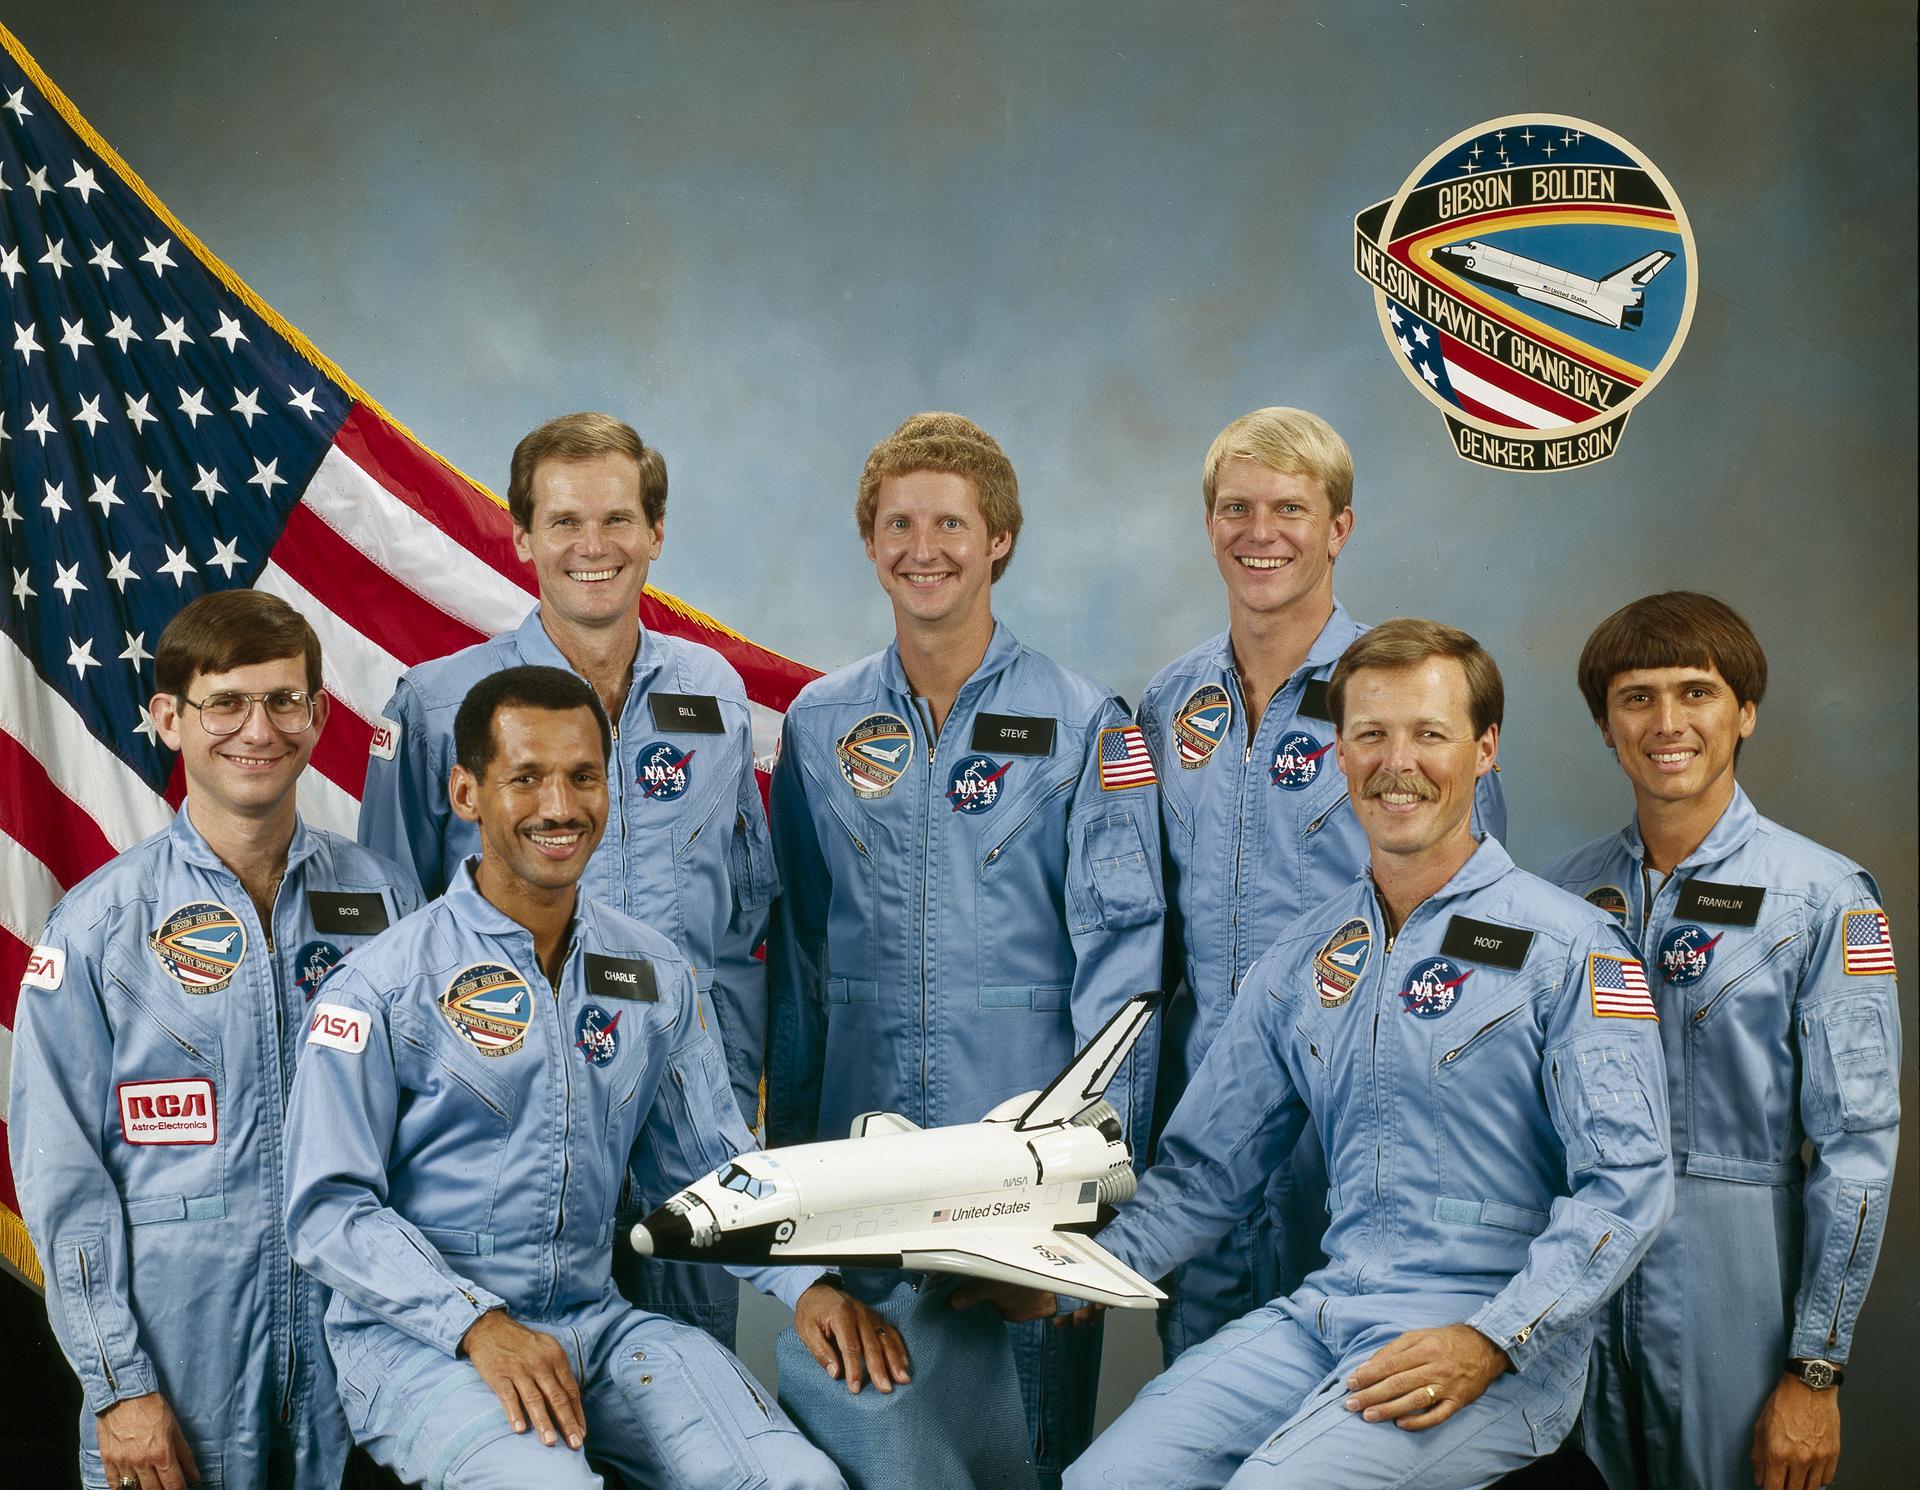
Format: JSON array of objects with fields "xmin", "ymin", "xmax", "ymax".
[{"xmin": 11, "ymin": 0, "xmax": 1915, "ymax": 1476}]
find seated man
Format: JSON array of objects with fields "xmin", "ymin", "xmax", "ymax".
[
  {"xmin": 286, "ymin": 666, "xmax": 905, "ymax": 1490},
  {"xmin": 969, "ymin": 620, "xmax": 1674, "ymax": 1489}
]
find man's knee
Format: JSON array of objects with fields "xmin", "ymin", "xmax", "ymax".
[{"xmin": 443, "ymin": 1434, "xmax": 603, "ymax": 1490}]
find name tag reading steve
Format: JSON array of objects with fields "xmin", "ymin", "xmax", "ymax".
[
  {"xmin": 307, "ymin": 892, "xmax": 391, "ymax": 935},
  {"xmin": 970, "ymin": 714, "xmax": 1056, "ymax": 756},
  {"xmin": 1674, "ymin": 879, "xmax": 1765, "ymax": 926},
  {"xmin": 648, "ymin": 693, "xmax": 725, "ymax": 734},
  {"xmin": 588, "ymin": 954, "xmax": 659, "ymax": 1001},
  {"xmin": 1439, "ymin": 916, "xmax": 1535, "ymax": 970}
]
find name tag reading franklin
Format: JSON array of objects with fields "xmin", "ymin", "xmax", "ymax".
[
  {"xmin": 588, "ymin": 954, "xmax": 659, "ymax": 1001},
  {"xmin": 1297, "ymin": 679, "xmax": 1334, "ymax": 723},
  {"xmin": 1439, "ymin": 916, "xmax": 1535, "ymax": 970},
  {"xmin": 1674, "ymin": 879, "xmax": 1765, "ymax": 926},
  {"xmin": 970, "ymin": 714, "xmax": 1057, "ymax": 756},
  {"xmin": 307, "ymin": 892, "xmax": 391, "ymax": 935},
  {"xmin": 648, "ymin": 693, "xmax": 725, "ymax": 734}
]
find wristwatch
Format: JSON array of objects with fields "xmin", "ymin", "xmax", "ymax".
[{"xmin": 1787, "ymin": 1357, "xmax": 1845, "ymax": 1390}]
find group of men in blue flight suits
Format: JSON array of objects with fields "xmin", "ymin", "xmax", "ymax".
[{"xmin": 8, "ymin": 404, "xmax": 1900, "ymax": 1490}]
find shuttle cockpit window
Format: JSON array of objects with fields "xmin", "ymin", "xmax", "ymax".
[{"xmin": 718, "ymin": 1163, "xmax": 775, "ymax": 1199}]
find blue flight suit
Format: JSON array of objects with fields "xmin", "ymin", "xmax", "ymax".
[
  {"xmin": 768, "ymin": 621, "xmax": 1166, "ymax": 1488},
  {"xmin": 356, "ymin": 606, "xmax": 778, "ymax": 1345},
  {"xmin": 1137, "ymin": 605, "xmax": 1509, "ymax": 1361},
  {"xmin": 1545, "ymin": 786, "xmax": 1901, "ymax": 1490},
  {"xmin": 1069, "ymin": 838, "xmax": 1673, "ymax": 1490},
  {"xmin": 282, "ymin": 868, "xmax": 840, "ymax": 1490},
  {"xmin": 8, "ymin": 809, "xmax": 418, "ymax": 1490}
]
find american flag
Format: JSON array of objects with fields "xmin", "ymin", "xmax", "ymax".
[
  {"xmin": 1842, "ymin": 909, "xmax": 1896, "ymax": 976},
  {"xmin": 0, "ymin": 25, "xmax": 816, "ymax": 1286},
  {"xmin": 1097, "ymin": 724, "xmax": 1155, "ymax": 791},
  {"xmin": 1587, "ymin": 953, "xmax": 1657, "ymax": 1020}
]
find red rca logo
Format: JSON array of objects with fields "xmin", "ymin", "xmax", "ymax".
[
  {"xmin": 117, "ymin": 1078, "xmax": 216, "ymax": 1145},
  {"xmin": 307, "ymin": 1002, "xmax": 369, "ymax": 1053}
]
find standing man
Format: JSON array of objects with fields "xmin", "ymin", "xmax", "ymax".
[
  {"xmin": 10, "ymin": 591, "xmax": 420, "ymax": 1490},
  {"xmin": 357, "ymin": 411, "xmax": 774, "ymax": 1347},
  {"xmin": 1546, "ymin": 592, "xmax": 1900, "ymax": 1490},
  {"xmin": 769, "ymin": 413, "xmax": 1165, "ymax": 1486},
  {"xmin": 287, "ymin": 666, "xmax": 901, "ymax": 1490},
  {"xmin": 975, "ymin": 620, "xmax": 1671, "ymax": 1489},
  {"xmin": 1136, "ymin": 407, "xmax": 1506, "ymax": 1362}
]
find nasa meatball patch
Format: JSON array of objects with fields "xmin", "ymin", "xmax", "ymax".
[
  {"xmin": 1269, "ymin": 731, "xmax": 1334, "ymax": 791},
  {"xmin": 636, "ymin": 741, "xmax": 695, "ymax": 801},
  {"xmin": 574, "ymin": 1004, "xmax": 623, "ymax": 1067},
  {"xmin": 1400, "ymin": 956, "xmax": 1472, "ymax": 1018},
  {"xmin": 1657, "ymin": 924, "xmax": 1722, "ymax": 985},
  {"xmin": 945, "ymin": 755, "xmax": 1009, "ymax": 813}
]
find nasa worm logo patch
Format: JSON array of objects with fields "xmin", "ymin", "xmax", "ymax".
[
  {"xmin": 945, "ymin": 754, "xmax": 1009, "ymax": 813},
  {"xmin": 637, "ymin": 741, "xmax": 694, "ymax": 801},
  {"xmin": 574, "ymin": 1004, "xmax": 623, "ymax": 1067},
  {"xmin": 1172, "ymin": 683, "xmax": 1232, "ymax": 769},
  {"xmin": 149, "ymin": 902, "xmax": 247, "ymax": 994},
  {"xmin": 837, "ymin": 713, "xmax": 914, "ymax": 799},
  {"xmin": 1657, "ymin": 924, "xmax": 1722, "ymax": 985},
  {"xmin": 440, "ymin": 963, "xmax": 533, "ymax": 1057},
  {"xmin": 1401, "ymin": 956, "xmax": 1472, "ymax": 1018},
  {"xmin": 1313, "ymin": 918, "xmax": 1373, "ymax": 1008},
  {"xmin": 293, "ymin": 941, "xmax": 345, "ymax": 1001},
  {"xmin": 1353, "ymin": 115, "xmax": 1696, "ymax": 472},
  {"xmin": 1270, "ymin": 731, "xmax": 1333, "ymax": 791}
]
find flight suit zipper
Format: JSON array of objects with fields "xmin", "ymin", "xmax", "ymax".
[
  {"xmin": 1438, "ymin": 1006, "xmax": 1521, "ymax": 1068},
  {"xmin": 1512, "ymin": 1229, "xmax": 1613, "ymax": 1346},
  {"xmin": 1827, "ymin": 1197, "xmax": 1870, "ymax": 1349},
  {"xmin": 912, "ymin": 697, "xmax": 942, "ymax": 1118},
  {"xmin": 73, "ymin": 1246, "xmax": 117, "ymax": 1393},
  {"xmin": 259, "ymin": 874, "xmax": 300, "ymax": 1423},
  {"xmin": 545, "ymin": 949, "xmax": 576, "ymax": 1312},
  {"xmin": 983, "ymin": 777, "xmax": 1073, "ymax": 865},
  {"xmin": 1689, "ymin": 933, "xmax": 1798, "ymax": 1024}
]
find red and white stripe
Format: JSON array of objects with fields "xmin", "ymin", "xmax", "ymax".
[
  {"xmin": 1843, "ymin": 910, "xmax": 1896, "ymax": 975},
  {"xmin": 1588, "ymin": 954, "xmax": 1657, "ymax": 1020}
]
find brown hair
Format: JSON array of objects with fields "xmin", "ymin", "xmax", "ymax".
[
  {"xmin": 855, "ymin": 413, "xmax": 1023, "ymax": 582},
  {"xmin": 1577, "ymin": 592, "xmax": 1768, "ymax": 721},
  {"xmin": 1329, "ymin": 618, "xmax": 1503, "ymax": 738},
  {"xmin": 154, "ymin": 590, "xmax": 323, "ymax": 697},
  {"xmin": 507, "ymin": 412, "xmax": 667, "ymax": 530},
  {"xmin": 1201, "ymin": 407, "xmax": 1354, "ymax": 518}
]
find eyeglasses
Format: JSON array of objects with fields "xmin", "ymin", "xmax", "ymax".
[{"xmin": 177, "ymin": 689, "xmax": 318, "ymax": 736}]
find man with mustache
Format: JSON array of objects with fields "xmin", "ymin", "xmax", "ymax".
[
  {"xmin": 287, "ymin": 665, "xmax": 900, "ymax": 1490},
  {"xmin": 976, "ymin": 620, "xmax": 1672, "ymax": 1488},
  {"xmin": 1134, "ymin": 407, "xmax": 1506, "ymax": 1365},
  {"xmin": 1546, "ymin": 593, "xmax": 1900, "ymax": 1490},
  {"xmin": 356, "ymin": 412, "xmax": 774, "ymax": 1349}
]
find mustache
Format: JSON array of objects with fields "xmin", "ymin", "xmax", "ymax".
[{"xmin": 1361, "ymin": 770, "xmax": 1440, "ymax": 802}]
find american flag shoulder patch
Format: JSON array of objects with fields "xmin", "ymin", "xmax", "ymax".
[
  {"xmin": 1588, "ymin": 953, "xmax": 1656, "ymax": 1020},
  {"xmin": 1842, "ymin": 909, "xmax": 1896, "ymax": 976},
  {"xmin": 1097, "ymin": 724, "xmax": 1156, "ymax": 791}
]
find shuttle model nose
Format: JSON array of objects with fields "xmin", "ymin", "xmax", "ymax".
[{"xmin": 630, "ymin": 1198, "xmax": 699, "ymax": 1259}]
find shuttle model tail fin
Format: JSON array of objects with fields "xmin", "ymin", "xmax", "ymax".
[{"xmin": 1010, "ymin": 992, "xmax": 1163, "ymax": 1133}]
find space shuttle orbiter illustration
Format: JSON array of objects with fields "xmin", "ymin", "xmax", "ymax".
[
  {"xmin": 1432, "ymin": 240, "xmax": 1673, "ymax": 329},
  {"xmin": 630, "ymin": 992, "xmax": 1167, "ymax": 1307}
]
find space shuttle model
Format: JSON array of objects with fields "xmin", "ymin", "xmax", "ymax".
[
  {"xmin": 631, "ymin": 992, "xmax": 1166, "ymax": 1307},
  {"xmin": 1432, "ymin": 240, "xmax": 1673, "ymax": 329}
]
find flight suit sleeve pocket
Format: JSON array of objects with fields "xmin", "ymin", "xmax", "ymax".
[
  {"xmin": 1566, "ymin": 1040, "xmax": 1665, "ymax": 1170},
  {"xmin": 729, "ymin": 807, "xmax": 778, "ymax": 914},
  {"xmin": 1806, "ymin": 997, "xmax": 1900, "ymax": 1134},
  {"xmin": 1082, "ymin": 813, "xmax": 1162, "ymax": 930}
]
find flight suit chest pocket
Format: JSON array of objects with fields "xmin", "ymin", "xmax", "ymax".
[
  {"xmin": 394, "ymin": 1018, "xmax": 517, "ymax": 1128},
  {"xmin": 1076, "ymin": 812, "xmax": 1162, "ymax": 931},
  {"xmin": 1683, "ymin": 918, "xmax": 1802, "ymax": 1030},
  {"xmin": 1804, "ymin": 996, "xmax": 1900, "ymax": 1134},
  {"xmin": 106, "ymin": 963, "xmax": 224, "ymax": 1078}
]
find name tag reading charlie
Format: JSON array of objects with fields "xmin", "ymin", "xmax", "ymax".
[
  {"xmin": 970, "ymin": 714, "xmax": 1057, "ymax": 757},
  {"xmin": 588, "ymin": 954, "xmax": 659, "ymax": 1001},
  {"xmin": 648, "ymin": 693, "xmax": 725, "ymax": 734},
  {"xmin": 307, "ymin": 892, "xmax": 391, "ymax": 936},
  {"xmin": 1439, "ymin": 916, "xmax": 1535, "ymax": 970},
  {"xmin": 1674, "ymin": 879, "xmax": 1765, "ymax": 926}
]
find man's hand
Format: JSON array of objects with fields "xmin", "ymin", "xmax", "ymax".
[
  {"xmin": 459, "ymin": 1309, "xmax": 585, "ymax": 1449},
  {"xmin": 1750, "ymin": 1373, "xmax": 1840, "ymax": 1490},
  {"xmin": 948, "ymin": 1278, "xmax": 1107, "ymax": 1327},
  {"xmin": 97, "ymin": 1392, "xmax": 200, "ymax": 1490},
  {"xmin": 794, "ymin": 1281, "xmax": 911, "ymax": 1393},
  {"xmin": 1344, "ymin": 1323, "xmax": 1509, "ymax": 1430}
]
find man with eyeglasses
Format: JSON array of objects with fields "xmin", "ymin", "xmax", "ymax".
[{"xmin": 9, "ymin": 590, "xmax": 421, "ymax": 1490}]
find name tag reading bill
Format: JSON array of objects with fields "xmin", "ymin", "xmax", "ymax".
[
  {"xmin": 1439, "ymin": 916, "xmax": 1535, "ymax": 970},
  {"xmin": 588, "ymin": 954, "xmax": 659, "ymax": 1001},
  {"xmin": 648, "ymin": 693, "xmax": 725, "ymax": 734},
  {"xmin": 970, "ymin": 714, "xmax": 1057, "ymax": 757}
]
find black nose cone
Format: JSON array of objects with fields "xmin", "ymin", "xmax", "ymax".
[{"xmin": 635, "ymin": 1203, "xmax": 694, "ymax": 1258}]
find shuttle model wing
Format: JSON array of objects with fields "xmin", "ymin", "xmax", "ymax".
[{"xmin": 901, "ymin": 1227, "xmax": 1165, "ymax": 1308}]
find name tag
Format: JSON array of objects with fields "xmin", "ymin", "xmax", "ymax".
[
  {"xmin": 648, "ymin": 693, "xmax": 725, "ymax": 734},
  {"xmin": 1297, "ymin": 679, "xmax": 1334, "ymax": 723},
  {"xmin": 971, "ymin": 714, "xmax": 1057, "ymax": 756},
  {"xmin": 1675, "ymin": 879, "xmax": 1765, "ymax": 926},
  {"xmin": 308, "ymin": 892, "xmax": 391, "ymax": 935},
  {"xmin": 1439, "ymin": 916, "xmax": 1535, "ymax": 970},
  {"xmin": 587, "ymin": 953, "xmax": 659, "ymax": 1001}
]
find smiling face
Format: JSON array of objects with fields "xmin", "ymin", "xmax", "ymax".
[
  {"xmin": 865, "ymin": 469, "xmax": 1012, "ymax": 633},
  {"xmin": 1206, "ymin": 457, "xmax": 1352, "ymax": 625},
  {"xmin": 513, "ymin": 451, "xmax": 663, "ymax": 634},
  {"xmin": 1600, "ymin": 663, "xmax": 1755, "ymax": 816},
  {"xmin": 151, "ymin": 654, "xmax": 329, "ymax": 824},
  {"xmin": 450, "ymin": 703, "xmax": 609, "ymax": 900},
  {"xmin": 1336, "ymin": 656, "xmax": 1497, "ymax": 868}
]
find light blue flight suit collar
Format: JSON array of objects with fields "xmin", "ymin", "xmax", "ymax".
[
  {"xmin": 1618, "ymin": 781, "xmax": 1760, "ymax": 873},
  {"xmin": 168, "ymin": 799, "xmax": 324, "ymax": 879},
  {"xmin": 1199, "ymin": 598, "xmax": 1365, "ymax": 688},
  {"xmin": 509, "ymin": 604, "xmax": 667, "ymax": 700},
  {"xmin": 878, "ymin": 616, "xmax": 1023, "ymax": 703},
  {"xmin": 1365, "ymin": 829, "xmax": 1513, "ymax": 918},
  {"xmin": 442, "ymin": 855, "xmax": 579, "ymax": 961}
]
